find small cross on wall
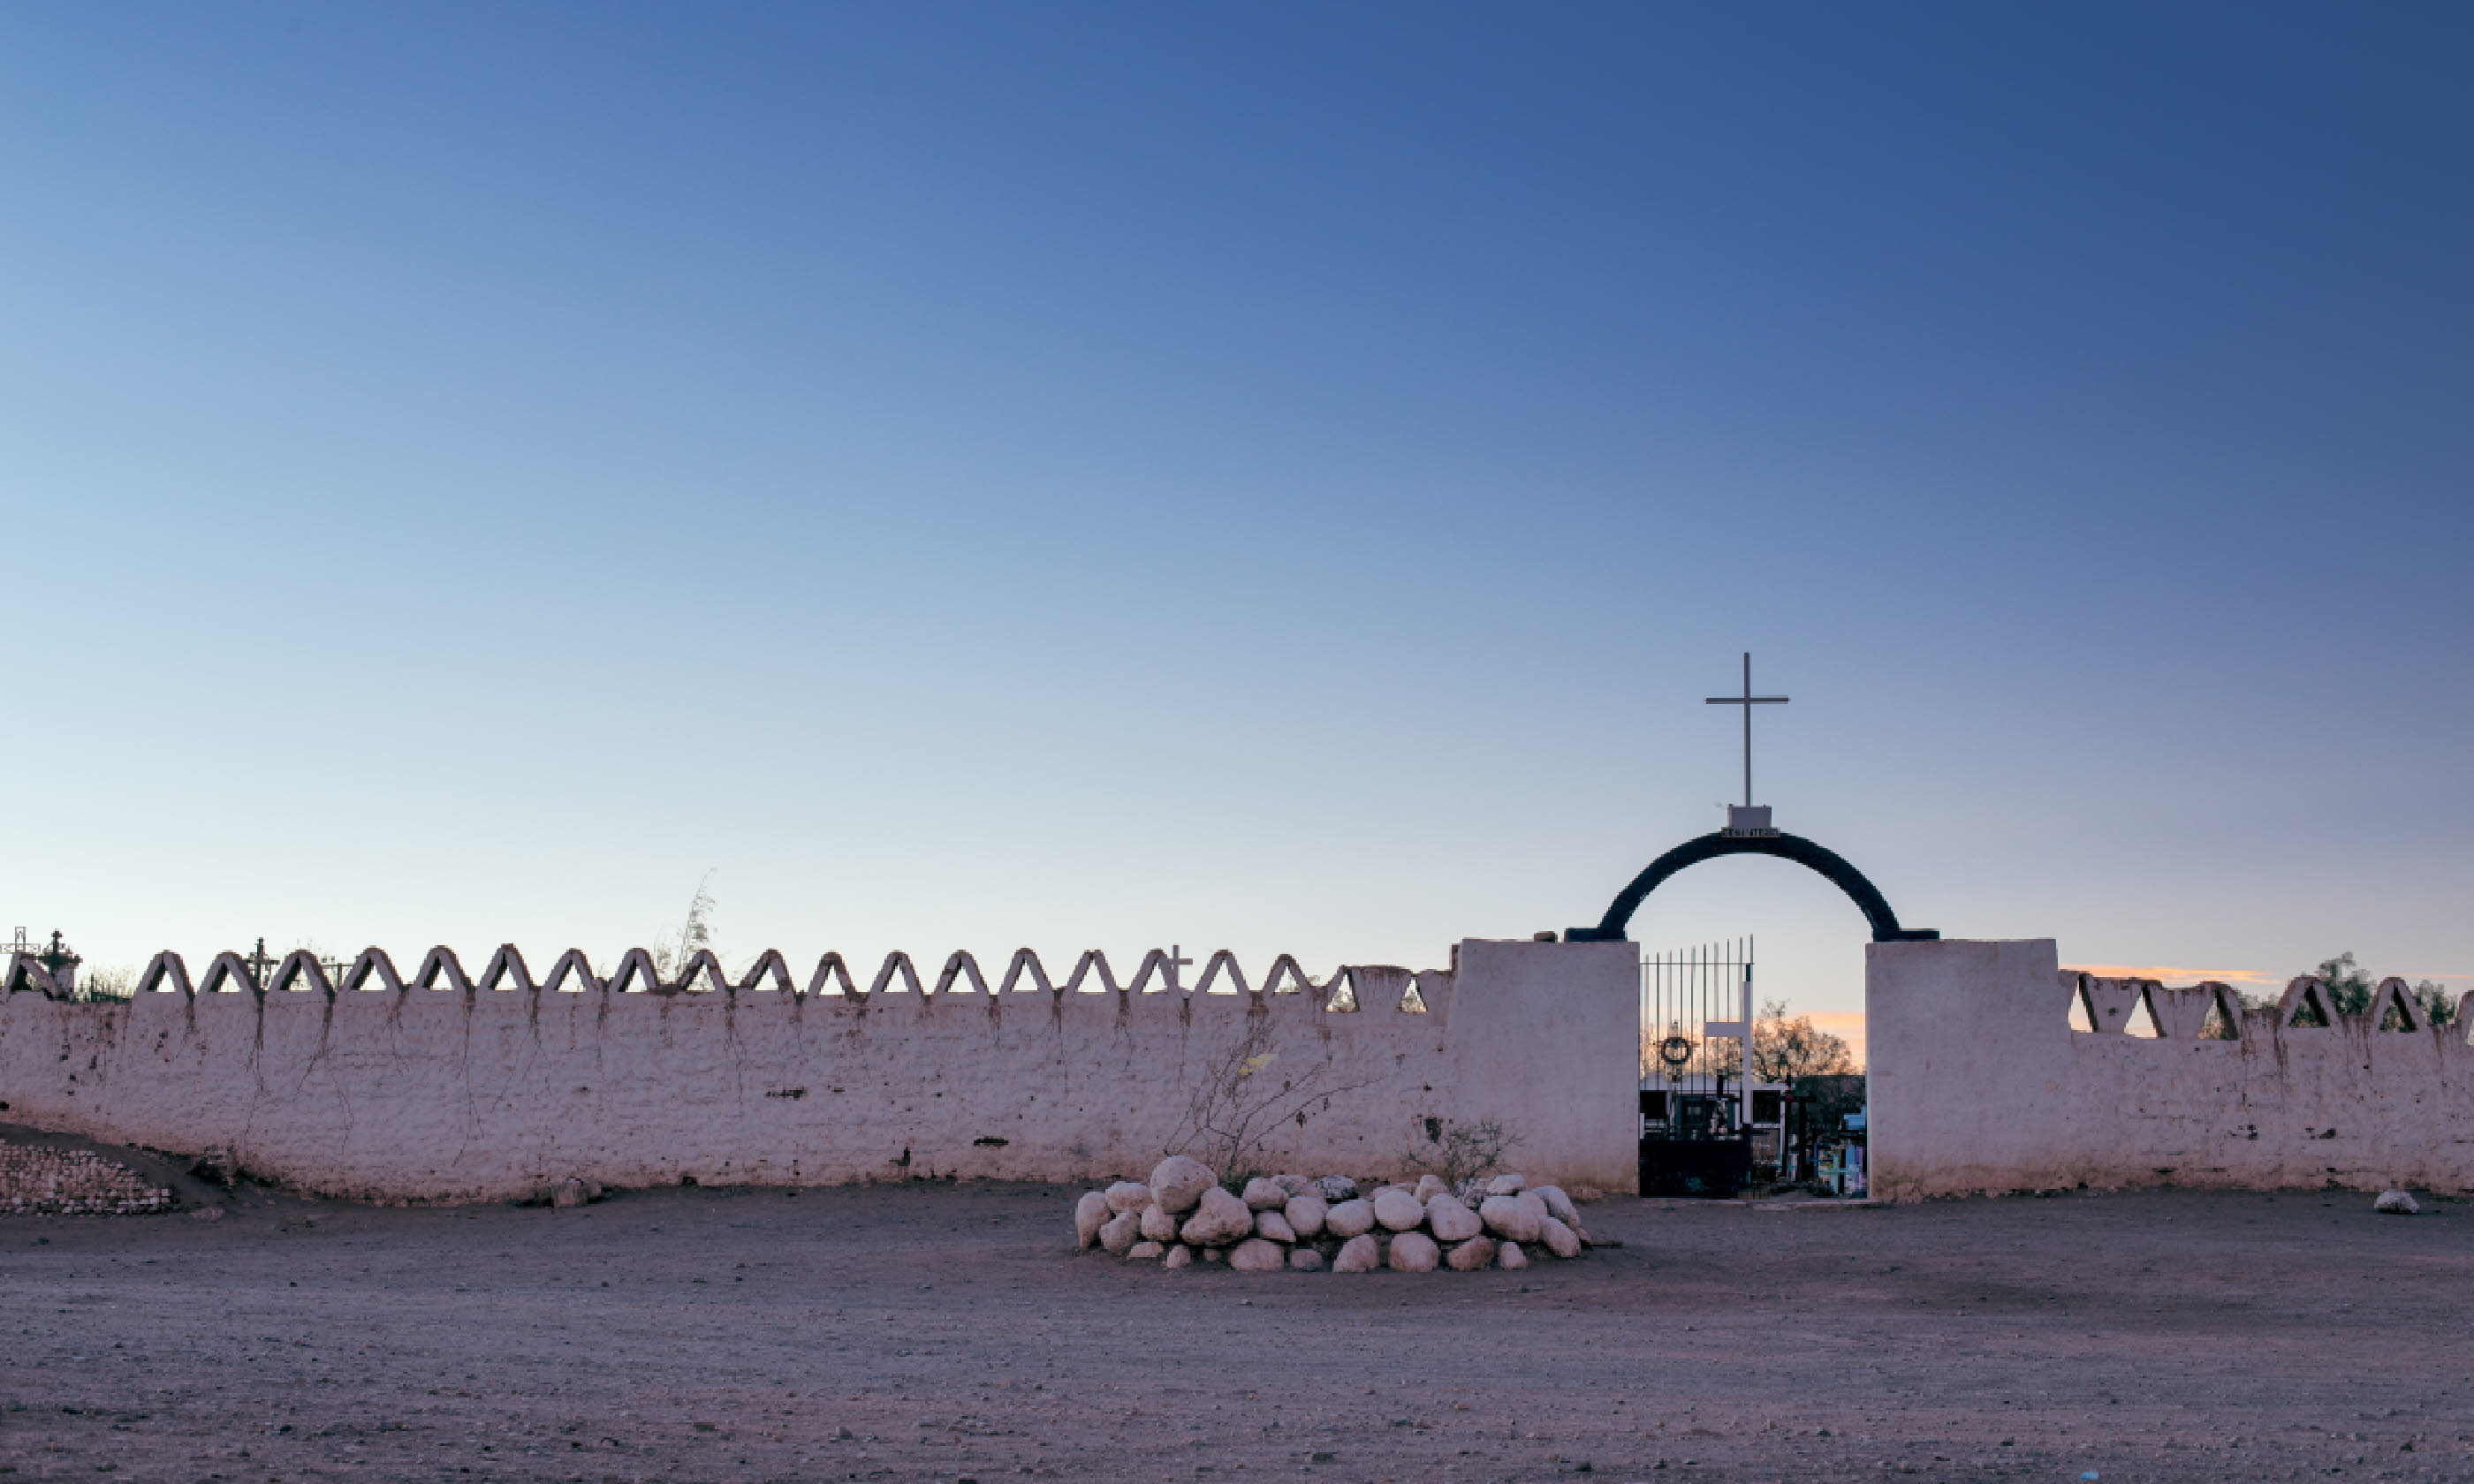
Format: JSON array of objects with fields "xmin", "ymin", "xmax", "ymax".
[
  {"xmin": 36, "ymin": 931, "xmax": 80, "ymax": 982},
  {"xmin": 243, "ymin": 937, "xmax": 278, "ymax": 988}
]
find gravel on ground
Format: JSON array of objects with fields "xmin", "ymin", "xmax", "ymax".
[{"xmin": 2, "ymin": 1160, "xmax": 2469, "ymax": 1482}]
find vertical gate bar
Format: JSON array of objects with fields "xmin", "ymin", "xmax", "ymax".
[{"xmin": 1741, "ymin": 936, "xmax": 1754, "ymax": 1134}]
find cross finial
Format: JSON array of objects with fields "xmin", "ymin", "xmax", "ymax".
[
  {"xmin": 36, "ymin": 930, "xmax": 79, "ymax": 979},
  {"xmin": 1164, "ymin": 943, "xmax": 1193, "ymax": 994},
  {"xmin": 1705, "ymin": 652, "xmax": 1787, "ymax": 812}
]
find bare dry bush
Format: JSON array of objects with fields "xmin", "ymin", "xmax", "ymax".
[
  {"xmin": 1400, "ymin": 1117, "xmax": 1520, "ymax": 1188},
  {"xmin": 1167, "ymin": 1015, "xmax": 1377, "ymax": 1185}
]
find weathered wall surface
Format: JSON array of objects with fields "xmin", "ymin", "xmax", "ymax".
[
  {"xmin": 1868, "ymin": 939, "xmax": 2474, "ymax": 1200},
  {"xmin": 0, "ymin": 940, "xmax": 1637, "ymax": 1201}
]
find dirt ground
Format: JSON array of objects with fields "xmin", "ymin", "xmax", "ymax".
[{"xmin": 3, "ymin": 1162, "xmax": 2470, "ymax": 1484}]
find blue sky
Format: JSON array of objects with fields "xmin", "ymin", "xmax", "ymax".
[{"xmin": 4, "ymin": 4, "xmax": 2468, "ymax": 1016}]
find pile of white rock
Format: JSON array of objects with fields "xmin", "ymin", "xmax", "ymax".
[
  {"xmin": 0, "ymin": 1139, "xmax": 173, "ymax": 1217},
  {"xmin": 1074, "ymin": 1155, "xmax": 1593, "ymax": 1273}
]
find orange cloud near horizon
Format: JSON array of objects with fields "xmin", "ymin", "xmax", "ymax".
[
  {"xmin": 1804, "ymin": 1011, "xmax": 1865, "ymax": 1071},
  {"xmin": 2064, "ymin": 964, "xmax": 2279, "ymax": 985}
]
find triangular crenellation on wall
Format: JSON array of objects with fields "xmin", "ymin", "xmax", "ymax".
[
  {"xmin": 2370, "ymin": 978, "xmax": 2420, "ymax": 1034},
  {"xmin": 2281, "ymin": 977, "xmax": 2333, "ymax": 1029},
  {"xmin": 1870, "ymin": 940, "xmax": 2474, "ymax": 1201},
  {"xmin": 2122, "ymin": 986, "xmax": 2163, "ymax": 1039},
  {"xmin": 0, "ymin": 938, "xmax": 1641, "ymax": 1199},
  {"xmin": 2194, "ymin": 986, "xmax": 2241, "ymax": 1041}
]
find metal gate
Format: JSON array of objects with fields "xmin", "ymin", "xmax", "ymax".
[{"xmin": 1639, "ymin": 939, "xmax": 1756, "ymax": 1197}]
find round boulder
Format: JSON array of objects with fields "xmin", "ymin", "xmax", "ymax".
[
  {"xmin": 1324, "ymin": 1199, "xmax": 1377, "ymax": 1238},
  {"xmin": 1538, "ymin": 1215, "xmax": 1582, "ymax": 1259},
  {"xmin": 1074, "ymin": 1191, "xmax": 1112, "ymax": 1248},
  {"xmin": 1180, "ymin": 1185, "xmax": 1256, "ymax": 1246},
  {"xmin": 1385, "ymin": 1230, "xmax": 1441, "ymax": 1272},
  {"xmin": 1479, "ymin": 1195, "xmax": 1541, "ymax": 1244},
  {"xmin": 1284, "ymin": 1194, "xmax": 1329, "ymax": 1238},
  {"xmin": 1332, "ymin": 1234, "xmax": 1383, "ymax": 1273},
  {"xmin": 1424, "ymin": 1193, "xmax": 1483, "ymax": 1243},
  {"xmin": 1446, "ymin": 1236, "xmax": 1498, "ymax": 1272},
  {"xmin": 1498, "ymin": 1241, "xmax": 1529, "ymax": 1271},
  {"xmin": 1370, "ymin": 1187, "xmax": 1427, "ymax": 1232},
  {"xmin": 1148, "ymin": 1155, "xmax": 1217, "ymax": 1215},
  {"xmin": 1098, "ymin": 1209, "xmax": 1142, "ymax": 1255},
  {"xmin": 1287, "ymin": 1247, "xmax": 1325, "ymax": 1272},
  {"xmin": 1140, "ymin": 1204, "xmax": 1180, "ymax": 1243},
  {"xmin": 1228, "ymin": 1238, "xmax": 1288, "ymax": 1272},
  {"xmin": 1255, "ymin": 1210, "xmax": 1297, "ymax": 1243},
  {"xmin": 1104, "ymin": 1180, "xmax": 1151, "ymax": 1214},
  {"xmin": 1241, "ymin": 1177, "xmax": 1289, "ymax": 1211}
]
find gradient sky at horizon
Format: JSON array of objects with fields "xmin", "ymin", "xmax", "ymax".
[{"xmin": 4, "ymin": 4, "xmax": 2469, "ymax": 1016}]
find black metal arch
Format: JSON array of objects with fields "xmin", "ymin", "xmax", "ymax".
[{"xmin": 1564, "ymin": 831, "xmax": 1937, "ymax": 944}]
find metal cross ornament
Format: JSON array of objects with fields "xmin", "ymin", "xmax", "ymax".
[{"xmin": 1706, "ymin": 652, "xmax": 1787, "ymax": 810}]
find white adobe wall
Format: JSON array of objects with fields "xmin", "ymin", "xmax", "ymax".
[
  {"xmin": 0, "ymin": 939, "xmax": 1638, "ymax": 1202},
  {"xmin": 1868, "ymin": 939, "xmax": 2474, "ymax": 1200}
]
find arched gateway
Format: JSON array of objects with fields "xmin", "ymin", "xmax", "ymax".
[{"xmin": 1563, "ymin": 829, "xmax": 1938, "ymax": 944}]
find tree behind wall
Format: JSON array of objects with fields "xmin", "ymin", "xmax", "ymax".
[
  {"xmin": 2312, "ymin": 954, "xmax": 2377, "ymax": 1017},
  {"xmin": 650, "ymin": 874, "xmax": 718, "ymax": 982},
  {"xmin": 2307, "ymin": 953, "xmax": 2454, "ymax": 1026},
  {"xmin": 1752, "ymin": 998, "xmax": 1857, "ymax": 1082}
]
